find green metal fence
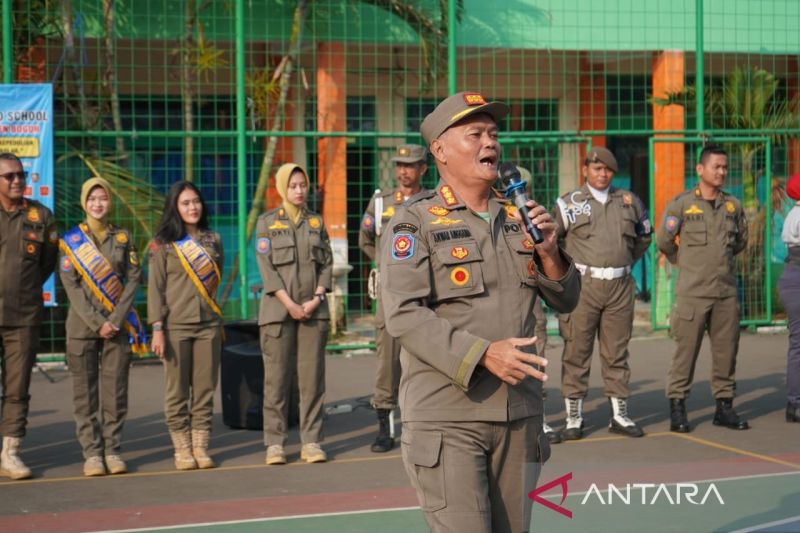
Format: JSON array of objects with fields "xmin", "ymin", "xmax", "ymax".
[{"xmin": 1, "ymin": 0, "xmax": 798, "ymax": 357}]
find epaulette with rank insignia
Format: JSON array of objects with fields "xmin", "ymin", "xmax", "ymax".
[{"xmin": 406, "ymin": 189, "xmax": 436, "ymax": 206}]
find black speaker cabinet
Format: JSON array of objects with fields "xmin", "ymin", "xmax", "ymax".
[{"xmin": 221, "ymin": 320, "xmax": 298, "ymax": 430}]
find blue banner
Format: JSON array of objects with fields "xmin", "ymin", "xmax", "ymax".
[{"xmin": 0, "ymin": 84, "xmax": 56, "ymax": 306}]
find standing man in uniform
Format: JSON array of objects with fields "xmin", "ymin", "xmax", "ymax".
[
  {"xmin": 0, "ymin": 152, "xmax": 58, "ymax": 480},
  {"xmin": 657, "ymin": 144, "xmax": 749, "ymax": 432},
  {"xmin": 381, "ymin": 92, "xmax": 580, "ymax": 532},
  {"xmin": 554, "ymin": 147, "xmax": 651, "ymax": 440},
  {"xmin": 359, "ymin": 144, "xmax": 428, "ymax": 453}
]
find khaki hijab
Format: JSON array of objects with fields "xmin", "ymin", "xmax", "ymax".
[
  {"xmin": 80, "ymin": 177, "xmax": 113, "ymax": 242},
  {"xmin": 275, "ymin": 163, "xmax": 310, "ymax": 225}
]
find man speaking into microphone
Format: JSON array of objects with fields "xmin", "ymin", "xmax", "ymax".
[{"xmin": 380, "ymin": 92, "xmax": 580, "ymax": 533}]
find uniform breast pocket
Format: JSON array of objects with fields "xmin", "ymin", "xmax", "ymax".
[
  {"xmin": 621, "ymin": 210, "xmax": 639, "ymax": 238},
  {"xmin": 507, "ymin": 236, "xmax": 538, "ymax": 287},
  {"xmin": 271, "ymin": 241, "xmax": 296, "ymax": 265},
  {"xmin": 22, "ymin": 229, "xmax": 44, "ymax": 261},
  {"xmin": 311, "ymin": 244, "xmax": 329, "ymax": 265},
  {"xmin": 570, "ymin": 216, "xmax": 592, "ymax": 239},
  {"xmin": 431, "ymin": 241, "xmax": 485, "ymax": 302},
  {"xmin": 682, "ymin": 219, "xmax": 707, "ymax": 246},
  {"xmin": 111, "ymin": 244, "xmax": 128, "ymax": 272},
  {"xmin": 725, "ymin": 216, "xmax": 738, "ymax": 244}
]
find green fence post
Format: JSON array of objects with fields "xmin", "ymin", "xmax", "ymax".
[
  {"xmin": 448, "ymin": 0, "xmax": 457, "ymax": 95},
  {"xmin": 765, "ymin": 139, "xmax": 773, "ymax": 323},
  {"xmin": 2, "ymin": 0, "xmax": 11, "ymax": 83},
  {"xmin": 235, "ymin": 0, "xmax": 248, "ymax": 319},
  {"xmin": 695, "ymin": 0, "xmax": 704, "ymax": 135}
]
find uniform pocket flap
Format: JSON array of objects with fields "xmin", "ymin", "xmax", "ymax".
[
  {"xmin": 507, "ymin": 235, "xmax": 537, "ymax": 254},
  {"xmin": 675, "ymin": 304, "xmax": 694, "ymax": 321},
  {"xmin": 311, "ymin": 244, "xmax": 328, "ymax": 264},
  {"xmin": 407, "ymin": 431, "xmax": 442, "ymax": 468},
  {"xmin": 433, "ymin": 242, "xmax": 482, "ymax": 265},
  {"xmin": 271, "ymin": 246, "xmax": 295, "ymax": 265}
]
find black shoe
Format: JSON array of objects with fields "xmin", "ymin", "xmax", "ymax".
[
  {"xmin": 370, "ymin": 409, "xmax": 395, "ymax": 453},
  {"xmin": 608, "ymin": 398, "xmax": 645, "ymax": 438},
  {"xmin": 561, "ymin": 424, "xmax": 583, "ymax": 441},
  {"xmin": 543, "ymin": 423, "xmax": 562, "ymax": 444},
  {"xmin": 669, "ymin": 399, "xmax": 691, "ymax": 433},
  {"xmin": 609, "ymin": 417, "xmax": 645, "ymax": 438},
  {"xmin": 786, "ymin": 402, "xmax": 800, "ymax": 423},
  {"xmin": 713, "ymin": 399, "xmax": 750, "ymax": 430}
]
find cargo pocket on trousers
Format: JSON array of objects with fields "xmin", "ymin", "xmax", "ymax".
[
  {"xmin": 669, "ymin": 303, "xmax": 694, "ymax": 338},
  {"xmin": 558, "ymin": 313, "xmax": 572, "ymax": 341},
  {"xmin": 407, "ymin": 431, "xmax": 446, "ymax": 512}
]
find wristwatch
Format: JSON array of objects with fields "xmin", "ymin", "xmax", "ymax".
[
  {"xmin": 152, "ymin": 323, "xmax": 164, "ymax": 332},
  {"xmin": 317, "ymin": 293, "xmax": 326, "ymax": 303}
]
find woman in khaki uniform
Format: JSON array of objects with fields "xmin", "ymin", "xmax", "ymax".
[
  {"xmin": 148, "ymin": 181, "xmax": 223, "ymax": 471},
  {"xmin": 255, "ymin": 163, "xmax": 332, "ymax": 465},
  {"xmin": 59, "ymin": 177, "xmax": 143, "ymax": 477}
]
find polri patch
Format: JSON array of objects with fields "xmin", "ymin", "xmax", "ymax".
[
  {"xmin": 665, "ymin": 215, "xmax": 680, "ymax": 234},
  {"xmin": 256, "ymin": 237, "xmax": 271, "ymax": 254},
  {"xmin": 61, "ymin": 256, "xmax": 73, "ymax": 272},
  {"xmin": 361, "ymin": 214, "xmax": 375, "ymax": 230},
  {"xmin": 116, "ymin": 232, "xmax": 128, "ymax": 244},
  {"xmin": 451, "ymin": 246, "xmax": 469, "ymax": 260},
  {"xmin": 392, "ymin": 233, "xmax": 415, "ymax": 260}
]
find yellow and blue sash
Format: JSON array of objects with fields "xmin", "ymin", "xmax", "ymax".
[
  {"xmin": 60, "ymin": 224, "xmax": 148, "ymax": 354},
  {"xmin": 172, "ymin": 235, "xmax": 222, "ymax": 316}
]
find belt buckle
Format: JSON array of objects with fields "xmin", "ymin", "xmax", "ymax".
[{"xmin": 602, "ymin": 267, "xmax": 614, "ymax": 280}]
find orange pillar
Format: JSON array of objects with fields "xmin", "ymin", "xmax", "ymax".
[
  {"xmin": 787, "ymin": 56, "xmax": 800, "ymax": 178},
  {"xmin": 579, "ymin": 54, "xmax": 606, "ymax": 148},
  {"xmin": 652, "ymin": 51, "xmax": 686, "ymax": 226}
]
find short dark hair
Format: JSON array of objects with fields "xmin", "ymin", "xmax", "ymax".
[
  {"xmin": 0, "ymin": 152, "xmax": 23, "ymax": 168},
  {"xmin": 699, "ymin": 144, "xmax": 727, "ymax": 165},
  {"xmin": 154, "ymin": 181, "xmax": 211, "ymax": 243}
]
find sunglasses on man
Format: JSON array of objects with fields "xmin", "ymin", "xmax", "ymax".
[{"xmin": 0, "ymin": 171, "xmax": 27, "ymax": 182}]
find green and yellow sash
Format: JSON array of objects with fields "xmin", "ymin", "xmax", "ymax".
[
  {"xmin": 173, "ymin": 234, "xmax": 222, "ymax": 316},
  {"xmin": 60, "ymin": 224, "xmax": 148, "ymax": 354}
]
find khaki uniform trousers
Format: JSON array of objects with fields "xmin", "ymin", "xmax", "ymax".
[
  {"xmin": 402, "ymin": 416, "xmax": 549, "ymax": 533},
  {"xmin": 0, "ymin": 326, "xmax": 39, "ymax": 437},
  {"xmin": 667, "ymin": 295, "xmax": 740, "ymax": 399},
  {"xmin": 559, "ymin": 275, "xmax": 635, "ymax": 399},
  {"xmin": 163, "ymin": 324, "xmax": 222, "ymax": 432},
  {"xmin": 371, "ymin": 297, "xmax": 402, "ymax": 410},
  {"xmin": 66, "ymin": 335, "xmax": 130, "ymax": 458},
  {"xmin": 261, "ymin": 318, "xmax": 328, "ymax": 447}
]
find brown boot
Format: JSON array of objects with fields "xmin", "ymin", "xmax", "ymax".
[
  {"xmin": 169, "ymin": 430, "xmax": 197, "ymax": 471},
  {"xmin": 191, "ymin": 429, "xmax": 216, "ymax": 469},
  {"xmin": 0, "ymin": 437, "xmax": 32, "ymax": 480}
]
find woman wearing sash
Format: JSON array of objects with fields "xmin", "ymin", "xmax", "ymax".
[
  {"xmin": 59, "ymin": 177, "xmax": 144, "ymax": 477},
  {"xmin": 256, "ymin": 163, "xmax": 332, "ymax": 465},
  {"xmin": 148, "ymin": 181, "xmax": 223, "ymax": 470}
]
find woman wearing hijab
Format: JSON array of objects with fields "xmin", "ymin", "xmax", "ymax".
[
  {"xmin": 148, "ymin": 181, "xmax": 223, "ymax": 470},
  {"xmin": 778, "ymin": 173, "xmax": 800, "ymax": 423},
  {"xmin": 256, "ymin": 163, "xmax": 332, "ymax": 465},
  {"xmin": 59, "ymin": 177, "xmax": 145, "ymax": 476}
]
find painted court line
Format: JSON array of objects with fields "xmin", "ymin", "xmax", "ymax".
[
  {"xmin": 728, "ymin": 514, "xmax": 800, "ymax": 533},
  {"xmin": 97, "ymin": 506, "xmax": 422, "ymax": 532},
  {"xmin": 672, "ymin": 433, "xmax": 800, "ymax": 470},
  {"xmin": 0, "ymin": 453, "xmax": 403, "ymax": 486}
]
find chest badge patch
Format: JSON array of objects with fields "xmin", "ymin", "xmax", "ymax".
[
  {"xmin": 725, "ymin": 201, "xmax": 735, "ymax": 214},
  {"xmin": 623, "ymin": 194, "xmax": 633, "ymax": 206},
  {"xmin": 451, "ymin": 246, "xmax": 469, "ymax": 260},
  {"xmin": 430, "ymin": 216, "xmax": 462, "ymax": 226},
  {"xmin": 382, "ymin": 206, "xmax": 395, "ymax": 219},
  {"xmin": 685, "ymin": 204, "xmax": 704, "ymax": 215},
  {"xmin": 522, "ymin": 238, "xmax": 534, "ymax": 250},
  {"xmin": 115, "ymin": 232, "xmax": 128, "ymax": 244},
  {"xmin": 269, "ymin": 220, "xmax": 289, "ymax": 230},
  {"xmin": 450, "ymin": 266, "xmax": 470, "ymax": 286},
  {"xmin": 392, "ymin": 233, "xmax": 415, "ymax": 260},
  {"xmin": 309, "ymin": 217, "xmax": 321, "ymax": 229},
  {"xmin": 27, "ymin": 207, "xmax": 40, "ymax": 223},
  {"xmin": 428, "ymin": 206, "xmax": 449, "ymax": 217}
]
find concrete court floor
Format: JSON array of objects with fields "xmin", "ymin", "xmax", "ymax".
[{"xmin": 0, "ymin": 331, "xmax": 798, "ymax": 532}]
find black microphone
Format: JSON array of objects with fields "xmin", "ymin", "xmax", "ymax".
[{"xmin": 499, "ymin": 162, "xmax": 544, "ymax": 244}]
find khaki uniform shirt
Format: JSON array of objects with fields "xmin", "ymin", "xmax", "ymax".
[
  {"xmin": 0, "ymin": 199, "xmax": 58, "ymax": 326},
  {"xmin": 656, "ymin": 187, "xmax": 747, "ymax": 298},
  {"xmin": 59, "ymin": 224, "xmax": 142, "ymax": 338},
  {"xmin": 555, "ymin": 186, "xmax": 652, "ymax": 267},
  {"xmin": 255, "ymin": 208, "xmax": 333, "ymax": 325},
  {"xmin": 358, "ymin": 188, "xmax": 407, "ymax": 263},
  {"xmin": 381, "ymin": 183, "xmax": 581, "ymax": 422},
  {"xmin": 147, "ymin": 230, "xmax": 224, "ymax": 327}
]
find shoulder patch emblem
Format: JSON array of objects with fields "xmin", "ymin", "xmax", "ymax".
[
  {"xmin": 115, "ymin": 232, "xmax": 128, "ymax": 244},
  {"xmin": 725, "ymin": 201, "xmax": 735, "ymax": 214},
  {"xmin": 309, "ymin": 217, "xmax": 321, "ymax": 229},
  {"xmin": 27, "ymin": 207, "xmax": 40, "ymax": 223},
  {"xmin": 381, "ymin": 206, "xmax": 396, "ymax": 218},
  {"xmin": 430, "ymin": 216, "xmax": 462, "ymax": 226},
  {"xmin": 428, "ymin": 206, "xmax": 449, "ymax": 217},
  {"xmin": 61, "ymin": 256, "xmax": 73, "ymax": 272},
  {"xmin": 392, "ymin": 233, "xmax": 415, "ymax": 260},
  {"xmin": 451, "ymin": 246, "xmax": 469, "ymax": 260},
  {"xmin": 269, "ymin": 220, "xmax": 290, "ymax": 230},
  {"xmin": 684, "ymin": 205, "xmax": 704, "ymax": 215},
  {"xmin": 256, "ymin": 237, "xmax": 271, "ymax": 254},
  {"xmin": 450, "ymin": 266, "xmax": 470, "ymax": 286},
  {"xmin": 393, "ymin": 222, "xmax": 418, "ymax": 234},
  {"xmin": 665, "ymin": 215, "xmax": 680, "ymax": 234},
  {"xmin": 623, "ymin": 194, "xmax": 633, "ymax": 205},
  {"xmin": 362, "ymin": 214, "xmax": 374, "ymax": 230}
]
